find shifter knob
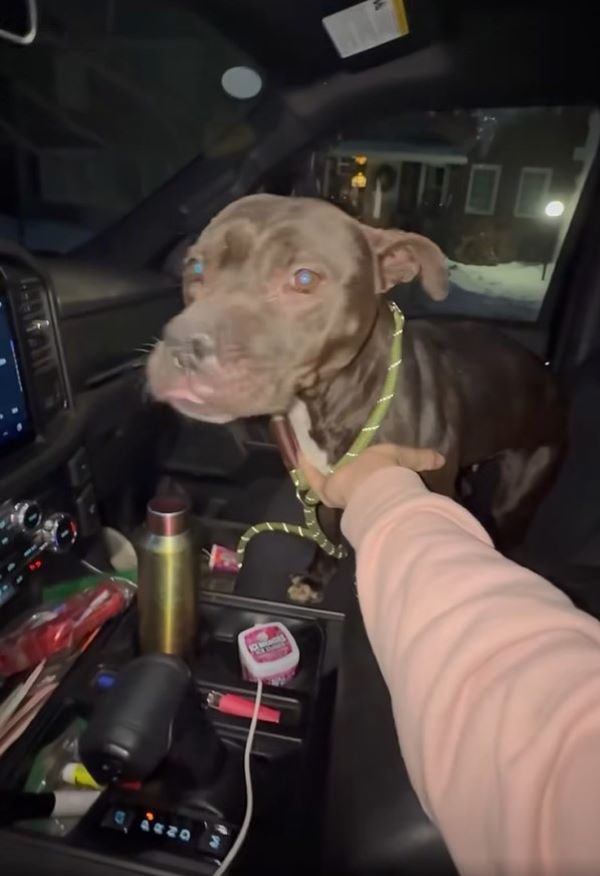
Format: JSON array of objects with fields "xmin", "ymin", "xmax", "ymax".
[{"xmin": 81, "ymin": 654, "xmax": 191, "ymax": 784}]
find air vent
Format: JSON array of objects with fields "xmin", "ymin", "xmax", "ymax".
[
  {"xmin": 18, "ymin": 280, "xmax": 53, "ymax": 371},
  {"xmin": 18, "ymin": 279, "xmax": 46, "ymax": 319},
  {"xmin": 6, "ymin": 256, "xmax": 71, "ymax": 430}
]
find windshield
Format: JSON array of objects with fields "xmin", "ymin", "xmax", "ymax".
[{"xmin": 0, "ymin": 0, "xmax": 265, "ymax": 253}]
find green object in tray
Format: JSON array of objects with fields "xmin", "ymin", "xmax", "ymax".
[{"xmin": 41, "ymin": 570, "xmax": 137, "ymax": 604}]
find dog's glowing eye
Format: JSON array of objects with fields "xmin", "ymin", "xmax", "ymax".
[
  {"xmin": 292, "ymin": 269, "xmax": 320, "ymax": 292},
  {"xmin": 183, "ymin": 258, "xmax": 205, "ymax": 304}
]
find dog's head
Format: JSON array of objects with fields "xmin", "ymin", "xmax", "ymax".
[{"xmin": 147, "ymin": 194, "xmax": 448, "ymax": 423}]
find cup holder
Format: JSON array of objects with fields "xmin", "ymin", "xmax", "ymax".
[{"xmin": 193, "ymin": 604, "xmax": 324, "ymax": 696}]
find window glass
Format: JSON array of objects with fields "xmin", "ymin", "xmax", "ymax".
[
  {"xmin": 514, "ymin": 168, "xmax": 552, "ymax": 218},
  {"xmin": 465, "ymin": 165, "xmax": 501, "ymax": 215},
  {"xmin": 315, "ymin": 107, "xmax": 599, "ymax": 321},
  {"xmin": 0, "ymin": 0, "xmax": 265, "ymax": 254}
]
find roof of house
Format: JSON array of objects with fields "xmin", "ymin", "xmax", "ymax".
[{"xmin": 328, "ymin": 139, "xmax": 468, "ymax": 165}]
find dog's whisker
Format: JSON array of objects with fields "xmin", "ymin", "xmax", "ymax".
[
  {"xmin": 138, "ymin": 338, "xmax": 160, "ymax": 351},
  {"xmin": 134, "ymin": 341, "xmax": 160, "ymax": 357}
]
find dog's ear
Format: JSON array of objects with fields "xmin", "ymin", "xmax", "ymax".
[{"xmin": 359, "ymin": 224, "xmax": 449, "ymax": 301}]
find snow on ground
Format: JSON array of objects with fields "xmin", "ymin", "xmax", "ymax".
[{"xmin": 448, "ymin": 261, "xmax": 553, "ymax": 303}]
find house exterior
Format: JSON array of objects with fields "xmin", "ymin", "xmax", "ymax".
[{"xmin": 320, "ymin": 107, "xmax": 596, "ymax": 265}]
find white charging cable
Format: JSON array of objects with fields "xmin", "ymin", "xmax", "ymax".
[
  {"xmin": 213, "ymin": 679, "xmax": 263, "ymax": 875},
  {"xmin": 80, "ymin": 557, "xmax": 137, "ymax": 591}
]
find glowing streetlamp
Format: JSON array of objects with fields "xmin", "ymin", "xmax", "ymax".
[
  {"xmin": 541, "ymin": 200, "xmax": 565, "ymax": 281},
  {"xmin": 544, "ymin": 200, "xmax": 565, "ymax": 218}
]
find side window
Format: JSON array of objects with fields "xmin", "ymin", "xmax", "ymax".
[
  {"xmin": 514, "ymin": 168, "xmax": 553, "ymax": 218},
  {"xmin": 465, "ymin": 165, "xmax": 502, "ymax": 216},
  {"xmin": 314, "ymin": 107, "xmax": 599, "ymax": 321}
]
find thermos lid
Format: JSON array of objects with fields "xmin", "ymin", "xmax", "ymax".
[{"xmin": 146, "ymin": 496, "xmax": 191, "ymax": 536}]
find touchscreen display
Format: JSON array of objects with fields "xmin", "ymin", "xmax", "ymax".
[{"xmin": 0, "ymin": 295, "xmax": 33, "ymax": 453}]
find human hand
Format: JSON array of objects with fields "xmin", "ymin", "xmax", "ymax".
[{"xmin": 299, "ymin": 444, "xmax": 445, "ymax": 510}]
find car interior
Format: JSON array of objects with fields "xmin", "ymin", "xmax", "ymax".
[{"xmin": 0, "ymin": 1, "xmax": 599, "ymax": 874}]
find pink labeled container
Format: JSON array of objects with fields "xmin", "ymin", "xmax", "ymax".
[{"xmin": 237, "ymin": 622, "xmax": 299, "ymax": 686}]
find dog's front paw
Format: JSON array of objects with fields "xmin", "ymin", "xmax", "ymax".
[{"xmin": 287, "ymin": 574, "xmax": 324, "ymax": 605}]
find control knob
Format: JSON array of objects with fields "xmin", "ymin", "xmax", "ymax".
[
  {"xmin": 39, "ymin": 513, "xmax": 78, "ymax": 553},
  {"xmin": 10, "ymin": 500, "xmax": 43, "ymax": 534}
]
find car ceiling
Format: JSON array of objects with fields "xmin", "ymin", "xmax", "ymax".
[
  {"xmin": 196, "ymin": 0, "xmax": 598, "ymax": 105},
  {"xmin": 80, "ymin": 0, "xmax": 600, "ymax": 268}
]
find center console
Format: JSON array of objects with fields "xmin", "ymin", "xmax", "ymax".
[
  {"xmin": 0, "ymin": 592, "xmax": 342, "ymax": 876},
  {"xmin": 0, "ymin": 244, "xmax": 346, "ymax": 875}
]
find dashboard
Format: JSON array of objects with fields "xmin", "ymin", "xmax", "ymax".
[
  {"xmin": 0, "ymin": 241, "xmax": 179, "ymax": 626},
  {"xmin": 0, "ymin": 252, "xmax": 70, "ymax": 444},
  {"xmin": 0, "ymin": 294, "xmax": 33, "ymax": 454},
  {"xmin": 0, "ymin": 247, "xmax": 85, "ymax": 618}
]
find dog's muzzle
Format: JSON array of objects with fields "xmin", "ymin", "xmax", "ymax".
[{"xmin": 164, "ymin": 328, "xmax": 215, "ymax": 372}]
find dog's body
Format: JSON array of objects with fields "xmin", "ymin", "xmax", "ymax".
[
  {"xmin": 295, "ymin": 310, "xmax": 563, "ymax": 538},
  {"xmin": 148, "ymin": 194, "xmax": 564, "ymax": 597}
]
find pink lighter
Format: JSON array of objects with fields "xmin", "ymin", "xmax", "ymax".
[{"xmin": 206, "ymin": 690, "xmax": 281, "ymax": 724}]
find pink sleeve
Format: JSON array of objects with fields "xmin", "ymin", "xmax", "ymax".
[{"xmin": 342, "ymin": 468, "xmax": 600, "ymax": 876}]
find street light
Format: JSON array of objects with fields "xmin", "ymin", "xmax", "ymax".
[
  {"xmin": 544, "ymin": 200, "xmax": 565, "ymax": 218},
  {"xmin": 541, "ymin": 200, "xmax": 565, "ymax": 281}
]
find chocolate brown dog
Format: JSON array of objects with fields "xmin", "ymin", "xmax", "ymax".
[{"xmin": 148, "ymin": 194, "xmax": 564, "ymax": 599}]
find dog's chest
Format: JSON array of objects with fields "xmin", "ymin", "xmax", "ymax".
[{"xmin": 288, "ymin": 400, "xmax": 330, "ymax": 475}]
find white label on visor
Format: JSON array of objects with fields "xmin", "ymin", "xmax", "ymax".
[{"xmin": 322, "ymin": 0, "xmax": 409, "ymax": 59}]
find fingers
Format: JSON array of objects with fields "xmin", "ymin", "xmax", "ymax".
[
  {"xmin": 397, "ymin": 447, "xmax": 445, "ymax": 472},
  {"xmin": 298, "ymin": 445, "xmax": 446, "ymax": 512},
  {"xmin": 369, "ymin": 444, "xmax": 446, "ymax": 472}
]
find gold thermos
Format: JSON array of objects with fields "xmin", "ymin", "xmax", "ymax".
[{"xmin": 136, "ymin": 496, "xmax": 197, "ymax": 659}]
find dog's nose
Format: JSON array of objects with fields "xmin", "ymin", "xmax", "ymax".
[
  {"xmin": 163, "ymin": 326, "xmax": 214, "ymax": 370},
  {"xmin": 190, "ymin": 333, "xmax": 214, "ymax": 360}
]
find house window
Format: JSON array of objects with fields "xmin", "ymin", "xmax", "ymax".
[
  {"xmin": 465, "ymin": 164, "xmax": 502, "ymax": 215},
  {"xmin": 514, "ymin": 168, "xmax": 553, "ymax": 218},
  {"xmin": 310, "ymin": 106, "xmax": 597, "ymax": 321},
  {"xmin": 418, "ymin": 165, "xmax": 450, "ymax": 210}
]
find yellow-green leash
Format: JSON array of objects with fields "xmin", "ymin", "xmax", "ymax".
[{"xmin": 236, "ymin": 302, "xmax": 405, "ymax": 562}]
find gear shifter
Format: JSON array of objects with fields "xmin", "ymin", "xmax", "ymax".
[{"xmin": 80, "ymin": 653, "xmax": 191, "ymax": 784}]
